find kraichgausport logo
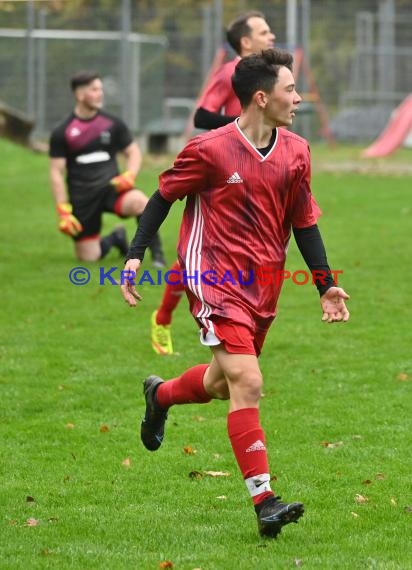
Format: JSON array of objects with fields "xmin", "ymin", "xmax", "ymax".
[{"xmin": 68, "ymin": 267, "xmax": 343, "ymax": 287}]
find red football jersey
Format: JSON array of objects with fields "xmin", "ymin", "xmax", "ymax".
[
  {"xmin": 197, "ymin": 57, "xmax": 241, "ymax": 117},
  {"xmin": 159, "ymin": 121, "xmax": 321, "ymax": 333}
]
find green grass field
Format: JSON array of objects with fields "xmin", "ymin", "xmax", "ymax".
[{"xmin": 1, "ymin": 137, "xmax": 411, "ymax": 569}]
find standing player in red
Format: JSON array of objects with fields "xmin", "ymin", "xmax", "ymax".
[
  {"xmin": 121, "ymin": 49, "xmax": 350, "ymax": 539},
  {"xmin": 151, "ymin": 10, "xmax": 276, "ymax": 354}
]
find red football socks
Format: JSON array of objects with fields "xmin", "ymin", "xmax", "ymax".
[
  {"xmin": 156, "ymin": 260, "xmax": 185, "ymax": 325},
  {"xmin": 156, "ymin": 364, "xmax": 211, "ymax": 408},
  {"xmin": 228, "ymin": 407, "xmax": 274, "ymax": 505}
]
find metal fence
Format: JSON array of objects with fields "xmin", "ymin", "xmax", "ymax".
[
  {"xmin": 0, "ymin": 27, "xmax": 167, "ymax": 138},
  {"xmin": 0, "ymin": 0, "xmax": 411, "ymax": 144},
  {"xmin": 331, "ymin": 4, "xmax": 412, "ymax": 141}
]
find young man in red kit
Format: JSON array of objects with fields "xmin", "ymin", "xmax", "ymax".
[
  {"xmin": 151, "ymin": 10, "xmax": 276, "ymax": 354},
  {"xmin": 121, "ymin": 49, "xmax": 350, "ymax": 539}
]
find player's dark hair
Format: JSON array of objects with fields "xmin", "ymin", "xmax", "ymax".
[
  {"xmin": 226, "ymin": 10, "xmax": 266, "ymax": 54},
  {"xmin": 231, "ymin": 48, "xmax": 294, "ymax": 108},
  {"xmin": 70, "ymin": 71, "xmax": 101, "ymax": 92}
]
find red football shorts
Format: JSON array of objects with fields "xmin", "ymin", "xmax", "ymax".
[{"xmin": 201, "ymin": 317, "xmax": 269, "ymax": 357}]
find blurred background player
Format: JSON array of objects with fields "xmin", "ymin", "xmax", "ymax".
[
  {"xmin": 49, "ymin": 70, "xmax": 166, "ymax": 265},
  {"xmin": 194, "ymin": 10, "xmax": 276, "ymax": 129},
  {"xmin": 151, "ymin": 10, "xmax": 276, "ymax": 354}
]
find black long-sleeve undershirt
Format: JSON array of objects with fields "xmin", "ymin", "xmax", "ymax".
[
  {"xmin": 126, "ymin": 190, "xmax": 172, "ymax": 262},
  {"xmin": 193, "ymin": 106, "xmax": 237, "ymax": 130},
  {"xmin": 293, "ymin": 224, "xmax": 335, "ymax": 296}
]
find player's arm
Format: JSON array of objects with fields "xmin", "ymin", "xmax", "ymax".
[
  {"xmin": 293, "ymin": 224, "xmax": 350, "ymax": 322},
  {"xmin": 293, "ymin": 224, "xmax": 334, "ymax": 296},
  {"xmin": 121, "ymin": 140, "xmax": 142, "ymax": 179},
  {"xmin": 121, "ymin": 190, "xmax": 173, "ymax": 306},
  {"xmin": 194, "ymin": 64, "xmax": 236, "ymax": 130},
  {"xmin": 111, "ymin": 141, "xmax": 142, "ymax": 192},
  {"xmin": 193, "ymin": 107, "xmax": 237, "ymax": 130},
  {"xmin": 49, "ymin": 157, "xmax": 68, "ymax": 205},
  {"xmin": 49, "ymin": 157, "xmax": 83, "ymax": 237}
]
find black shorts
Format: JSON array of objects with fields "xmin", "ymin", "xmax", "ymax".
[{"xmin": 70, "ymin": 185, "xmax": 129, "ymax": 241}]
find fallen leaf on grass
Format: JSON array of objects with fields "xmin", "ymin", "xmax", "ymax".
[
  {"xmin": 26, "ymin": 496, "xmax": 35, "ymax": 502},
  {"xmin": 99, "ymin": 424, "xmax": 110, "ymax": 433},
  {"xmin": 350, "ymin": 511, "xmax": 359, "ymax": 518},
  {"xmin": 362, "ymin": 480, "xmax": 372, "ymax": 485},
  {"xmin": 66, "ymin": 423, "xmax": 75, "ymax": 430},
  {"xmin": 320, "ymin": 441, "xmax": 343, "ymax": 448},
  {"xmin": 375, "ymin": 472, "xmax": 385, "ymax": 480},
  {"xmin": 25, "ymin": 518, "xmax": 39, "ymax": 527},
  {"xmin": 355, "ymin": 494, "xmax": 369, "ymax": 504},
  {"xmin": 122, "ymin": 457, "xmax": 131, "ymax": 468},
  {"xmin": 397, "ymin": 372, "xmax": 410, "ymax": 381},
  {"xmin": 159, "ymin": 561, "xmax": 174, "ymax": 569},
  {"xmin": 189, "ymin": 470, "xmax": 230, "ymax": 479},
  {"xmin": 189, "ymin": 470, "xmax": 203, "ymax": 480},
  {"xmin": 8, "ymin": 520, "xmax": 17, "ymax": 526},
  {"xmin": 294, "ymin": 560, "xmax": 303, "ymax": 567},
  {"xmin": 48, "ymin": 517, "xmax": 58, "ymax": 523},
  {"xmin": 390, "ymin": 498, "xmax": 397, "ymax": 506},
  {"xmin": 183, "ymin": 445, "xmax": 197, "ymax": 455},
  {"xmin": 213, "ymin": 453, "xmax": 221, "ymax": 459},
  {"xmin": 404, "ymin": 506, "xmax": 412, "ymax": 513},
  {"xmin": 40, "ymin": 548, "xmax": 54, "ymax": 556},
  {"xmin": 216, "ymin": 495, "xmax": 227, "ymax": 500}
]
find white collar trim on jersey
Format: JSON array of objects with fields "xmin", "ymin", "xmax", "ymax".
[{"xmin": 235, "ymin": 118, "xmax": 278, "ymax": 161}]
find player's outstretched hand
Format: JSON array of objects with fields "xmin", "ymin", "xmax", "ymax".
[
  {"xmin": 121, "ymin": 258, "xmax": 142, "ymax": 307},
  {"xmin": 110, "ymin": 170, "xmax": 135, "ymax": 193},
  {"xmin": 57, "ymin": 203, "xmax": 83, "ymax": 237},
  {"xmin": 320, "ymin": 286, "xmax": 350, "ymax": 323}
]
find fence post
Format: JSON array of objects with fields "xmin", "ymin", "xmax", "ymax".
[
  {"xmin": 378, "ymin": 0, "xmax": 395, "ymax": 96},
  {"xmin": 202, "ymin": 4, "xmax": 213, "ymax": 81},
  {"xmin": 36, "ymin": 8, "xmax": 47, "ymax": 137},
  {"xmin": 26, "ymin": 0, "xmax": 35, "ymax": 118},
  {"xmin": 214, "ymin": 0, "xmax": 223, "ymax": 49},
  {"xmin": 120, "ymin": 0, "xmax": 131, "ymax": 122},
  {"xmin": 286, "ymin": 0, "xmax": 297, "ymax": 50}
]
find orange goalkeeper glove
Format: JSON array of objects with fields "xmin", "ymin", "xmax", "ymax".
[
  {"xmin": 110, "ymin": 170, "xmax": 136, "ymax": 193},
  {"xmin": 56, "ymin": 203, "xmax": 83, "ymax": 237}
]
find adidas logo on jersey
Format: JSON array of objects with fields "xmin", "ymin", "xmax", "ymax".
[
  {"xmin": 226, "ymin": 171, "xmax": 243, "ymax": 184},
  {"xmin": 245, "ymin": 439, "xmax": 266, "ymax": 453}
]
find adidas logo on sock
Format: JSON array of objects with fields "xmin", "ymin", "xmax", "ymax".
[
  {"xmin": 245, "ymin": 439, "xmax": 266, "ymax": 453},
  {"xmin": 226, "ymin": 171, "xmax": 243, "ymax": 184}
]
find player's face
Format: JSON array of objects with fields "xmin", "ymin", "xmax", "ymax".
[
  {"xmin": 264, "ymin": 67, "xmax": 301, "ymax": 127},
  {"xmin": 76, "ymin": 79, "xmax": 104, "ymax": 111},
  {"xmin": 245, "ymin": 17, "xmax": 276, "ymax": 54}
]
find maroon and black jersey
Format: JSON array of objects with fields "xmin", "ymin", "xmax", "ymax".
[{"xmin": 49, "ymin": 110, "xmax": 133, "ymax": 206}]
